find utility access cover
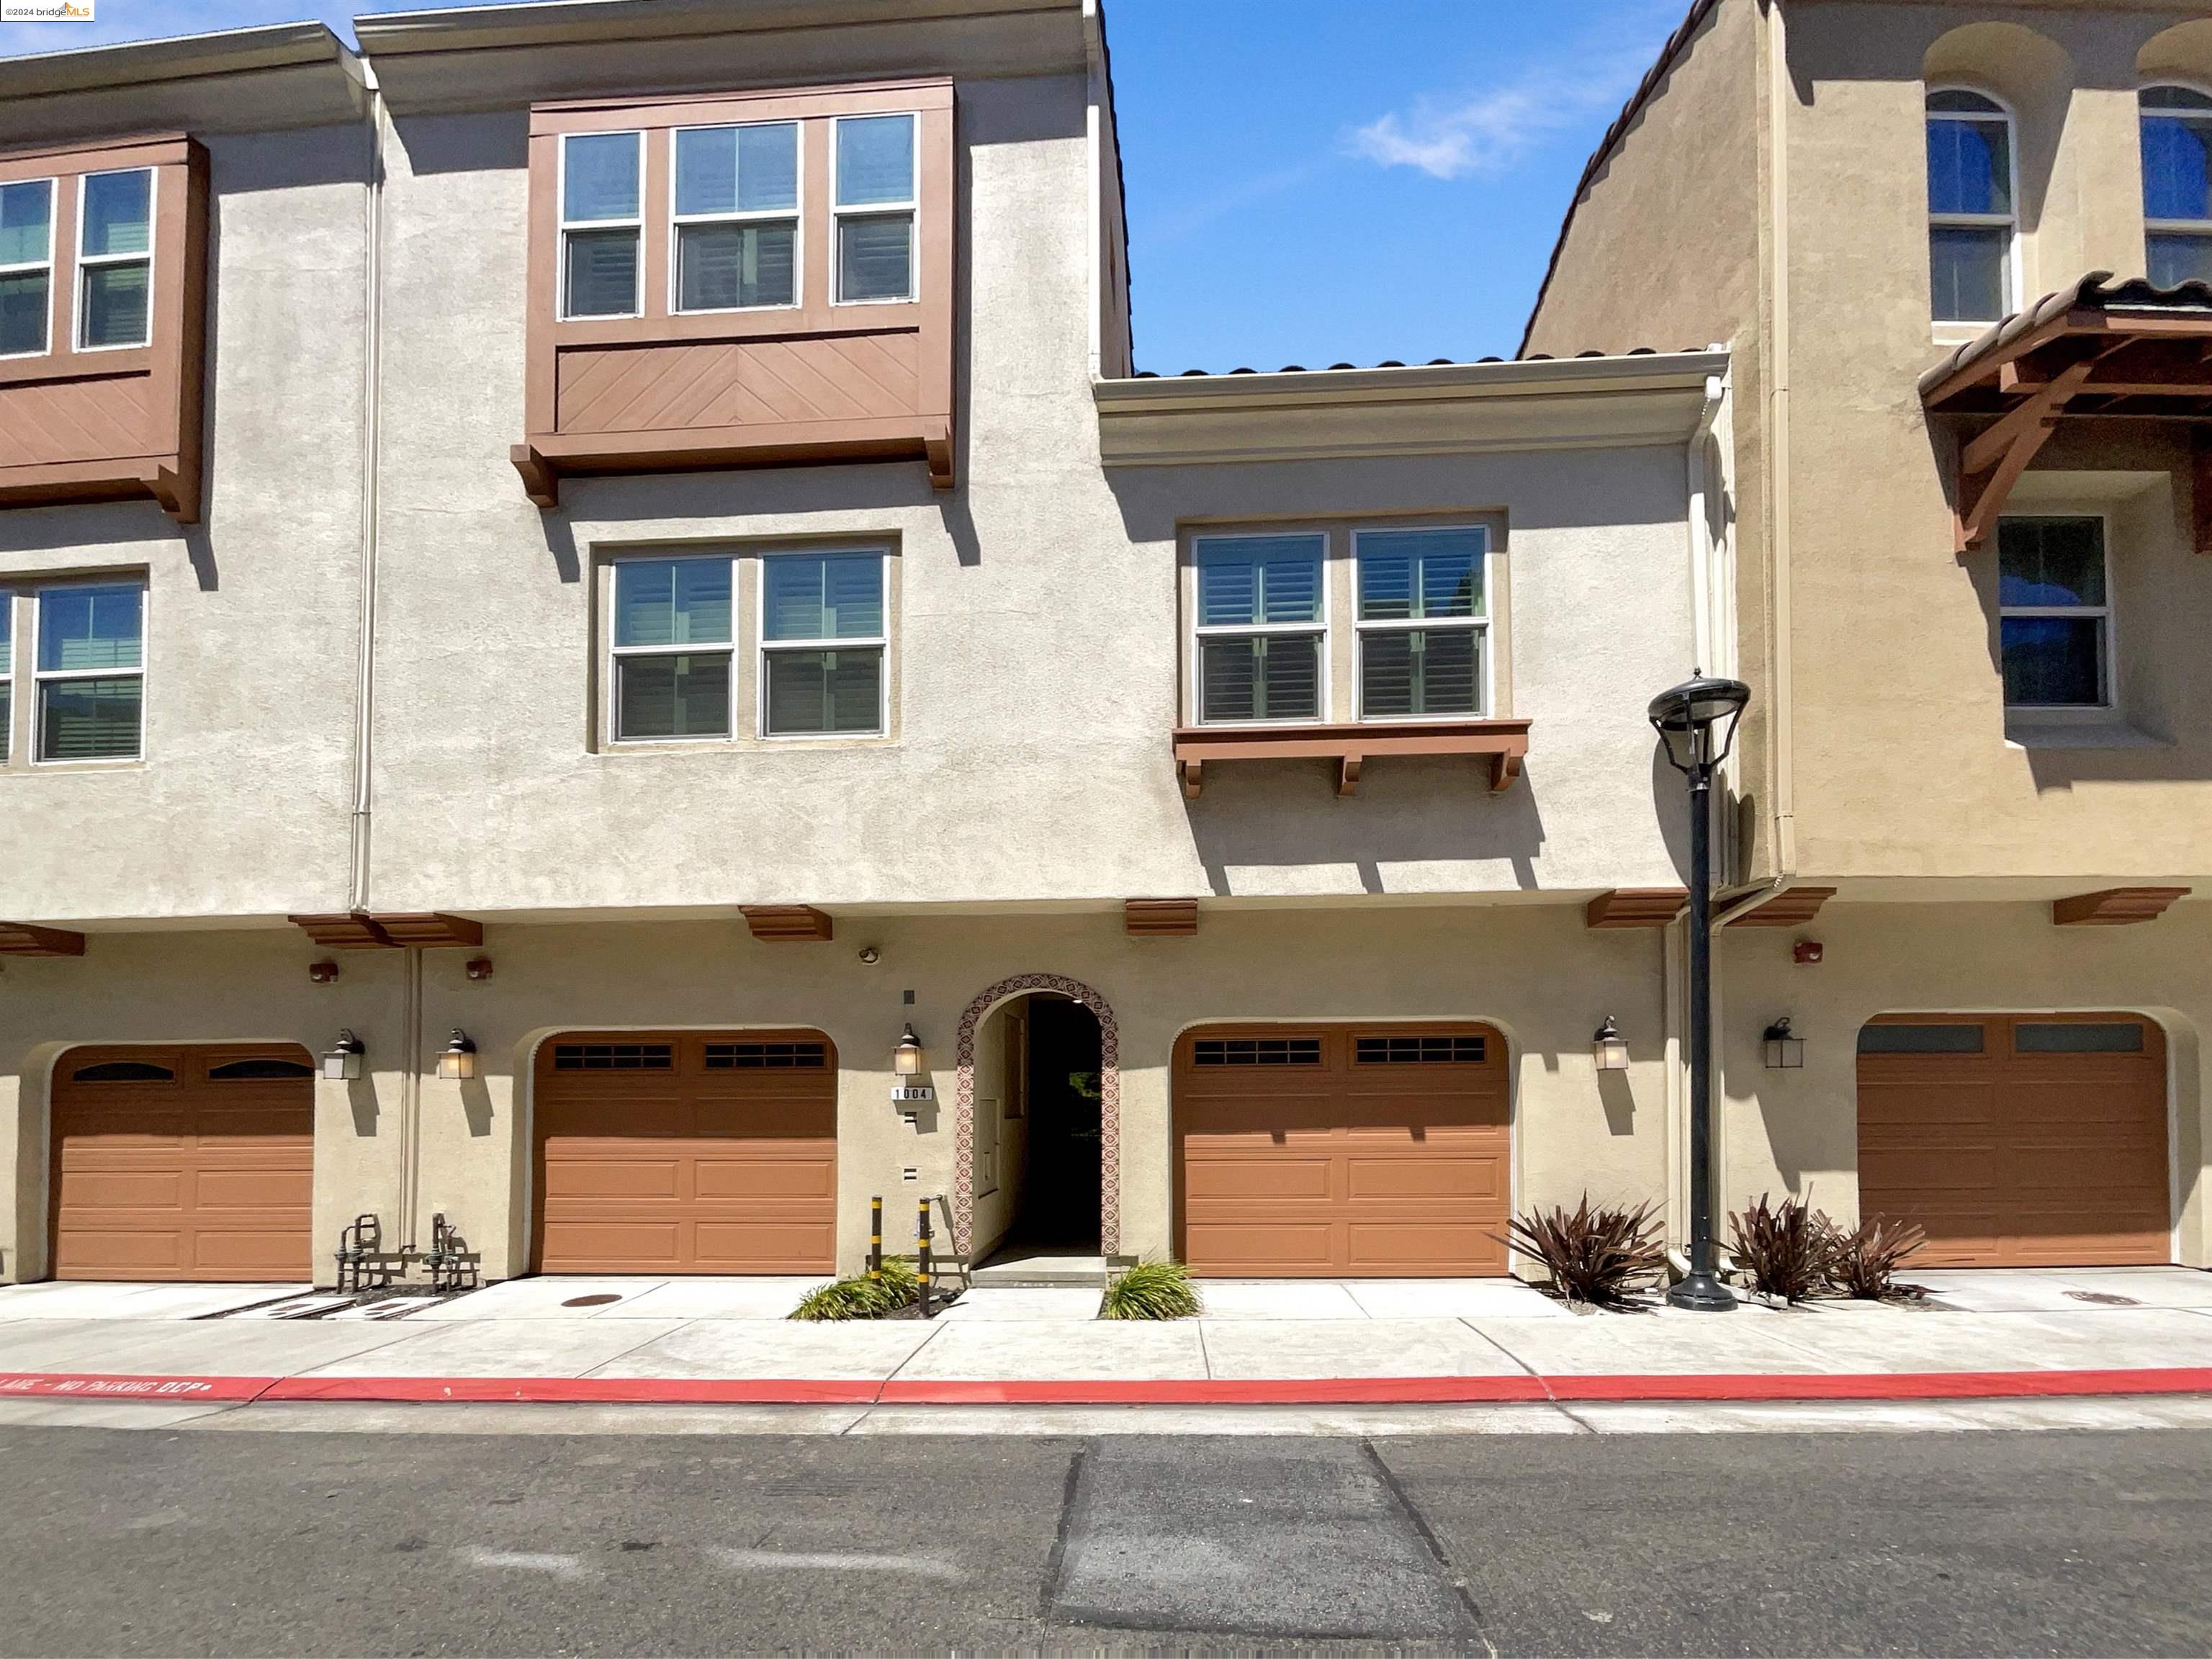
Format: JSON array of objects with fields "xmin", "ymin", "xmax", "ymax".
[{"xmin": 1048, "ymin": 1439, "xmax": 1480, "ymax": 1642}]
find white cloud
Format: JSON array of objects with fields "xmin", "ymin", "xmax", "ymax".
[{"xmin": 1347, "ymin": 18, "xmax": 1678, "ymax": 181}]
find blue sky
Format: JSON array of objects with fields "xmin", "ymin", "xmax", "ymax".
[{"xmin": 0, "ymin": 0, "xmax": 1689, "ymax": 371}]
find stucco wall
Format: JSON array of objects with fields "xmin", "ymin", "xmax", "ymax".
[
  {"xmin": 0, "ymin": 904, "xmax": 1676, "ymax": 1284},
  {"xmin": 0, "ymin": 125, "xmax": 367, "ymax": 922},
  {"xmin": 360, "ymin": 75, "xmax": 1702, "ymax": 914},
  {"xmin": 1717, "ymin": 897, "xmax": 2211, "ymax": 1266},
  {"xmin": 1783, "ymin": 2, "xmax": 2212, "ymax": 881}
]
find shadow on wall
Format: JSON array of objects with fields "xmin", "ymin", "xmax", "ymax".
[{"xmin": 1183, "ymin": 756, "xmax": 1546, "ymax": 896}]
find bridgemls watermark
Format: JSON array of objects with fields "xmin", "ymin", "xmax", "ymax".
[{"xmin": 1, "ymin": 1, "xmax": 96, "ymax": 18}]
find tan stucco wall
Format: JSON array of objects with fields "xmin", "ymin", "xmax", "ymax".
[
  {"xmin": 0, "ymin": 905, "xmax": 1677, "ymax": 1284},
  {"xmin": 0, "ymin": 125, "xmax": 367, "ymax": 922},
  {"xmin": 1781, "ymin": 1, "xmax": 2212, "ymax": 881},
  {"xmin": 1717, "ymin": 897, "xmax": 2211, "ymax": 1265}
]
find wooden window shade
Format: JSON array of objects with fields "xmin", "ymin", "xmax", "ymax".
[
  {"xmin": 514, "ymin": 81, "xmax": 956, "ymax": 508},
  {"xmin": 0, "ymin": 135, "xmax": 207, "ymax": 522}
]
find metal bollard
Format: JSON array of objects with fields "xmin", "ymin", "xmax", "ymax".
[
  {"xmin": 917, "ymin": 1197, "xmax": 934, "ymax": 1318},
  {"xmin": 869, "ymin": 1196, "xmax": 884, "ymax": 1282}
]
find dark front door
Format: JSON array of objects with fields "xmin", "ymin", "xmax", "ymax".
[{"xmin": 1019, "ymin": 996, "xmax": 1104, "ymax": 1247}]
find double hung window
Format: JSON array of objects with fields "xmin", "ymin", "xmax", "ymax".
[
  {"xmin": 1926, "ymin": 89, "xmax": 2016, "ymax": 324},
  {"xmin": 2141, "ymin": 86, "xmax": 2212, "ymax": 287},
  {"xmin": 0, "ymin": 179, "xmax": 53, "ymax": 358},
  {"xmin": 833, "ymin": 114, "xmax": 917, "ymax": 303},
  {"xmin": 1192, "ymin": 535, "xmax": 1325, "ymax": 724},
  {"xmin": 34, "ymin": 580, "xmax": 144, "ymax": 761},
  {"xmin": 673, "ymin": 122, "xmax": 800, "ymax": 313},
  {"xmin": 611, "ymin": 557, "xmax": 734, "ymax": 739},
  {"xmin": 1997, "ymin": 516, "xmax": 2110, "ymax": 710},
  {"xmin": 1355, "ymin": 527, "xmax": 1486, "ymax": 718},
  {"xmin": 560, "ymin": 131, "xmax": 644, "ymax": 319},
  {"xmin": 77, "ymin": 168, "xmax": 152, "ymax": 350},
  {"xmin": 762, "ymin": 552, "xmax": 886, "ymax": 736}
]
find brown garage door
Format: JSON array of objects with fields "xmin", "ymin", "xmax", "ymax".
[
  {"xmin": 1174, "ymin": 1024, "xmax": 1511, "ymax": 1277},
  {"xmin": 50, "ymin": 1045, "xmax": 315, "ymax": 1282},
  {"xmin": 532, "ymin": 1031, "xmax": 837, "ymax": 1274},
  {"xmin": 1858, "ymin": 1013, "xmax": 2168, "ymax": 1267}
]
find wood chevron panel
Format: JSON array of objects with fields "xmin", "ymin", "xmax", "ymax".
[
  {"xmin": 557, "ymin": 334, "xmax": 922, "ymax": 435},
  {"xmin": 0, "ymin": 374, "xmax": 152, "ymax": 467}
]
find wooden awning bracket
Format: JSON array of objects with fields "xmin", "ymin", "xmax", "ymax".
[{"xmin": 1172, "ymin": 719, "xmax": 1532, "ymax": 799}]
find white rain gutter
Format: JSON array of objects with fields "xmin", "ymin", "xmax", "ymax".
[
  {"xmin": 1763, "ymin": 0, "xmax": 1798, "ymax": 876},
  {"xmin": 348, "ymin": 62, "xmax": 385, "ymax": 913}
]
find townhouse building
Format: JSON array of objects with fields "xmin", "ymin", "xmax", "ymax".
[
  {"xmin": 0, "ymin": 0, "xmax": 1735, "ymax": 1290},
  {"xmin": 1528, "ymin": 0, "xmax": 2212, "ymax": 1269}
]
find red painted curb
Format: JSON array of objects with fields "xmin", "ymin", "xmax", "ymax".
[
  {"xmin": 6, "ymin": 1367, "xmax": 2211, "ymax": 1408},
  {"xmin": 0, "ymin": 1372, "xmax": 274, "ymax": 1403},
  {"xmin": 261, "ymin": 1376, "xmax": 881, "ymax": 1405}
]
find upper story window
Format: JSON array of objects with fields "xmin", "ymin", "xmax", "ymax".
[
  {"xmin": 833, "ymin": 114, "xmax": 917, "ymax": 304},
  {"xmin": 1998, "ymin": 516, "xmax": 2108, "ymax": 710},
  {"xmin": 673, "ymin": 122, "xmax": 799, "ymax": 313},
  {"xmin": 2, "ymin": 579, "xmax": 147, "ymax": 764},
  {"xmin": 1354, "ymin": 527, "xmax": 1488, "ymax": 719},
  {"xmin": 604, "ymin": 547, "xmax": 890, "ymax": 747},
  {"xmin": 1193, "ymin": 534, "xmax": 1326, "ymax": 724},
  {"xmin": 762, "ymin": 552, "xmax": 887, "ymax": 736},
  {"xmin": 2141, "ymin": 86, "xmax": 2212, "ymax": 287},
  {"xmin": 1927, "ymin": 89, "xmax": 2016, "ymax": 324},
  {"xmin": 0, "ymin": 179, "xmax": 53, "ymax": 358},
  {"xmin": 76, "ymin": 168, "xmax": 153, "ymax": 350},
  {"xmin": 560, "ymin": 131, "xmax": 644, "ymax": 319}
]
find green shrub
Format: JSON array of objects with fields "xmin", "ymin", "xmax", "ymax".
[
  {"xmin": 1499, "ymin": 1195, "xmax": 1665, "ymax": 1310},
  {"xmin": 1100, "ymin": 1259, "xmax": 1200, "ymax": 1321},
  {"xmin": 789, "ymin": 1257, "xmax": 922, "ymax": 1321},
  {"xmin": 1729, "ymin": 1192, "xmax": 1831, "ymax": 1304},
  {"xmin": 1825, "ymin": 1213, "xmax": 1927, "ymax": 1300}
]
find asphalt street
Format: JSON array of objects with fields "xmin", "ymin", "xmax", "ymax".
[{"xmin": 1, "ymin": 1423, "xmax": 2208, "ymax": 1655}]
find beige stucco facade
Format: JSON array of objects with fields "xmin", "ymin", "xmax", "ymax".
[
  {"xmin": 1528, "ymin": 0, "xmax": 2212, "ymax": 1261},
  {"xmin": 0, "ymin": 4, "xmax": 1737, "ymax": 1288}
]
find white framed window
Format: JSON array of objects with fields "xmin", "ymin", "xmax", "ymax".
[
  {"xmin": 0, "ymin": 589, "xmax": 13, "ymax": 764},
  {"xmin": 0, "ymin": 179, "xmax": 53, "ymax": 359},
  {"xmin": 760, "ymin": 550, "xmax": 886, "ymax": 737},
  {"xmin": 832, "ymin": 113, "xmax": 917, "ymax": 305},
  {"xmin": 1191, "ymin": 534, "xmax": 1326, "ymax": 725},
  {"xmin": 34, "ymin": 579, "xmax": 144, "ymax": 763},
  {"xmin": 1354, "ymin": 526, "xmax": 1488, "ymax": 719},
  {"xmin": 608, "ymin": 554, "xmax": 734, "ymax": 742},
  {"xmin": 2142, "ymin": 85, "xmax": 2212, "ymax": 287},
  {"xmin": 560, "ymin": 130, "xmax": 644, "ymax": 320},
  {"xmin": 672, "ymin": 121, "xmax": 800, "ymax": 313},
  {"xmin": 1998, "ymin": 515, "xmax": 2111, "ymax": 711},
  {"xmin": 75, "ymin": 167, "xmax": 152, "ymax": 351},
  {"xmin": 1927, "ymin": 89, "xmax": 2018, "ymax": 324}
]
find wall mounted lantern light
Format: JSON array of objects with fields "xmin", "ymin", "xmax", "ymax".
[
  {"xmin": 320, "ymin": 1028, "xmax": 365, "ymax": 1082},
  {"xmin": 893, "ymin": 1022, "xmax": 925, "ymax": 1076},
  {"xmin": 1763, "ymin": 1017, "xmax": 1807, "ymax": 1070},
  {"xmin": 437, "ymin": 1028, "xmax": 478, "ymax": 1082},
  {"xmin": 1592, "ymin": 1016, "xmax": 1630, "ymax": 1072}
]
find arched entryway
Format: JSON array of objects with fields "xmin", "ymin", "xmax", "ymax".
[{"xmin": 954, "ymin": 974, "xmax": 1120, "ymax": 1259}]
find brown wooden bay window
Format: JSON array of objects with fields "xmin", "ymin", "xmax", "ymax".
[
  {"xmin": 514, "ymin": 80, "xmax": 956, "ymax": 508},
  {"xmin": 0, "ymin": 134, "xmax": 207, "ymax": 522}
]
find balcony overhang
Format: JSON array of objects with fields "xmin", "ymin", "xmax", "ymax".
[
  {"xmin": 1921, "ymin": 272, "xmax": 2212, "ymax": 554},
  {"xmin": 1172, "ymin": 719, "xmax": 1532, "ymax": 799}
]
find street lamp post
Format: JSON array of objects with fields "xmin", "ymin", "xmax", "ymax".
[{"xmin": 1648, "ymin": 671, "xmax": 1753, "ymax": 1313}]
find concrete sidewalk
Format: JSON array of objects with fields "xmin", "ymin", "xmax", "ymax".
[{"xmin": 4, "ymin": 1267, "xmax": 2211, "ymax": 1408}]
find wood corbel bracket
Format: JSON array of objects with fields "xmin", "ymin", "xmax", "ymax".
[
  {"xmin": 1489, "ymin": 750, "xmax": 1523, "ymax": 793},
  {"xmin": 1179, "ymin": 758, "xmax": 1203, "ymax": 799},
  {"xmin": 1954, "ymin": 356, "xmax": 2101, "ymax": 554},
  {"xmin": 1336, "ymin": 755, "xmax": 1362, "ymax": 797},
  {"xmin": 510, "ymin": 443, "xmax": 559, "ymax": 509}
]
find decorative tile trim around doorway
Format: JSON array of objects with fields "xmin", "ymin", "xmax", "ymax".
[{"xmin": 953, "ymin": 974, "xmax": 1120, "ymax": 1262}]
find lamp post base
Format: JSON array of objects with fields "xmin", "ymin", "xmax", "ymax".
[{"xmin": 1666, "ymin": 1270, "xmax": 1737, "ymax": 1313}]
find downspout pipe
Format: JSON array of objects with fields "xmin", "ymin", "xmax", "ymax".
[{"xmin": 348, "ymin": 63, "xmax": 385, "ymax": 913}]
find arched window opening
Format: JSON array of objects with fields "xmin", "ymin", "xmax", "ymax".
[
  {"xmin": 69, "ymin": 1060, "xmax": 176, "ymax": 1084},
  {"xmin": 1927, "ymin": 89, "xmax": 2018, "ymax": 323},
  {"xmin": 206, "ymin": 1058, "xmax": 317, "ymax": 1082},
  {"xmin": 2142, "ymin": 86, "xmax": 2212, "ymax": 287}
]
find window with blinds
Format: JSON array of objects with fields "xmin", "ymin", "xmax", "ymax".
[
  {"xmin": 1355, "ymin": 527, "xmax": 1486, "ymax": 719},
  {"xmin": 1192, "ymin": 534, "xmax": 1324, "ymax": 723},
  {"xmin": 35, "ymin": 580, "xmax": 143, "ymax": 763}
]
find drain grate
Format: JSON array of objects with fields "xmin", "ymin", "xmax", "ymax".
[
  {"xmin": 2065, "ymin": 1290, "xmax": 2140, "ymax": 1307},
  {"xmin": 562, "ymin": 1292, "xmax": 624, "ymax": 1308}
]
